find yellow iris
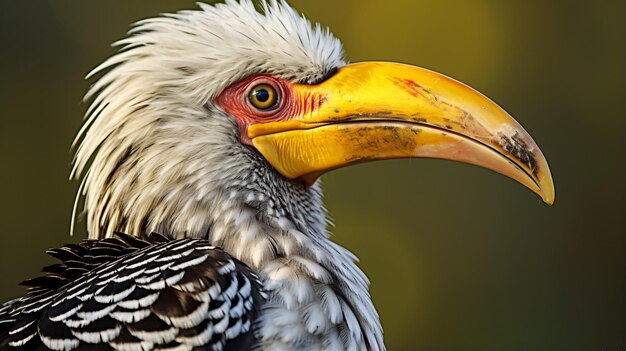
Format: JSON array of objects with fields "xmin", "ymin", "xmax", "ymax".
[{"xmin": 248, "ymin": 84, "xmax": 278, "ymax": 110}]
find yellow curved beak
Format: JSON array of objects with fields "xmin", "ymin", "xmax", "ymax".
[{"xmin": 249, "ymin": 62, "xmax": 555, "ymax": 205}]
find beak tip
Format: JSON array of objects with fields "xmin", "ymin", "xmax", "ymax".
[
  {"xmin": 542, "ymin": 194, "xmax": 555, "ymax": 206},
  {"xmin": 539, "ymin": 175, "xmax": 555, "ymax": 206}
]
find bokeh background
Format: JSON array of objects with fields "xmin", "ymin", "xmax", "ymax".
[{"xmin": 1, "ymin": 1, "xmax": 624, "ymax": 350}]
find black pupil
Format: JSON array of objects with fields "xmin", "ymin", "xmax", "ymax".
[{"xmin": 255, "ymin": 89, "xmax": 270, "ymax": 103}]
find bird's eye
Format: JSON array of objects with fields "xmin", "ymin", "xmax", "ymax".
[{"xmin": 248, "ymin": 84, "xmax": 278, "ymax": 110}]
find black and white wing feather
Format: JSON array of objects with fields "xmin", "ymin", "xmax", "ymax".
[{"xmin": 0, "ymin": 233, "xmax": 265, "ymax": 351}]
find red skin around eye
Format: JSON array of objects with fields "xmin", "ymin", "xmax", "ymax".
[
  {"xmin": 215, "ymin": 75, "xmax": 323, "ymax": 145},
  {"xmin": 215, "ymin": 75, "xmax": 292, "ymax": 145}
]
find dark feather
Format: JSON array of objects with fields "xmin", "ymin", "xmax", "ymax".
[{"xmin": 0, "ymin": 233, "xmax": 265, "ymax": 351}]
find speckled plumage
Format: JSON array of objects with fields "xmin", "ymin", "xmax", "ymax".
[
  {"xmin": 0, "ymin": 234, "xmax": 265, "ymax": 351},
  {"xmin": 2, "ymin": 1, "xmax": 385, "ymax": 351}
]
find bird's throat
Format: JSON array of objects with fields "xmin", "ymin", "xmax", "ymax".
[{"xmin": 206, "ymin": 192, "xmax": 384, "ymax": 350}]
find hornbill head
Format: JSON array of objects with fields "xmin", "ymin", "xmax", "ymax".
[{"xmin": 73, "ymin": 0, "xmax": 554, "ymax": 243}]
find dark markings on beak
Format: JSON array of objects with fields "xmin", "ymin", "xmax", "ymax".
[{"xmin": 497, "ymin": 131, "xmax": 538, "ymax": 175}]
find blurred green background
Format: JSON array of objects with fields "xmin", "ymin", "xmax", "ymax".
[{"xmin": 0, "ymin": 1, "xmax": 624, "ymax": 350}]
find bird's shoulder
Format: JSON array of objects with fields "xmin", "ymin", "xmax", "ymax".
[{"xmin": 0, "ymin": 233, "xmax": 265, "ymax": 351}]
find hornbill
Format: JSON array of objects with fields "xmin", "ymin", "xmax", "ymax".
[{"xmin": 0, "ymin": 1, "xmax": 554, "ymax": 350}]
